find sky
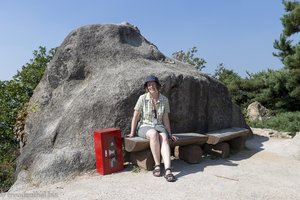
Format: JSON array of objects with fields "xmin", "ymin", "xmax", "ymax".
[{"xmin": 0, "ymin": 0, "xmax": 286, "ymax": 81}]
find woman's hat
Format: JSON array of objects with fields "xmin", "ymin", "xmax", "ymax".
[{"xmin": 144, "ymin": 75, "xmax": 161, "ymax": 87}]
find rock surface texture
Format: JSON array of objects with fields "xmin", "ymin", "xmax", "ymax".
[
  {"xmin": 247, "ymin": 101, "xmax": 271, "ymax": 121},
  {"xmin": 13, "ymin": 23, "xmax": 248, "ymax": 187}
]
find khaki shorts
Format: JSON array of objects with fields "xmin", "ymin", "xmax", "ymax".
[{"xmin": 137, "ymin": 125, "xmax": 167, "ymax": 139}]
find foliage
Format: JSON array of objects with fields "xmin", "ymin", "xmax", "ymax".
[
  {"xmin": 13, "ymin": 47, "xmax": 56, "ymax": 98},
  {"xmin": 248, "ymin": 111, "xmax": 300, "ymax": 136},
  {"xmin": 0, "ymin": 148, "xmax": 17, "ymax": 192},
  {"xmin": 273, "ymin": 0, "xmax": 300, "ymax": 109},
  {"xmin": 0, "ymin": 46, "xmax": 56, "ymax": 192},
  {"xmin": 246, "ymin": 69, "xmax": 294, "ymax": 111},
  {"xmin": 213, "ymin": 63, "xmax": 247, "ymax": 106},
  {"xmin": 213, "ymin": 65, "xmax": 300, "ymax": 135},
  {"xmin": 213, "ymin": 63, "xmax": 298, "ymax": 112},
  {"xmin": 131, "ymin": 165, "xmax": 141, "ymax": 173},
  {"xmin": 172, "ymin": 47, "xmax": 206, "ymax": 71}
]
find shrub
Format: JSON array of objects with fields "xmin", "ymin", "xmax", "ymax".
[
  {"xmin": 248, "ymin": 111, "xmax": 300, "ymax": 136},
  {"xmin": 0, "ymin": 47, "xmax": 55, "ymax": 192}
]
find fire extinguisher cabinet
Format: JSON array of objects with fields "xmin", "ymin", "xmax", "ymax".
[{"xmin": 94, "ymin": 128, "xmax": 124, "ymax": 175}]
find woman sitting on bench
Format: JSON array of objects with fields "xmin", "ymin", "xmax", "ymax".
[{"xmin": 127, "ymin": 75, "xmax": 178, "ymax": 182}]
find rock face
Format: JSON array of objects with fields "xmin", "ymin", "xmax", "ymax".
[
  {"xmin": 247, "ymin": 101, "xmax": 271, "ymax": 121},
  {"xmin": 13, "ymin": 23, "xmax": 248, "ymax": 187}
]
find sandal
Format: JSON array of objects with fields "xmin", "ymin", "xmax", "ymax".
[
  {"xmin": 164, "ymin": 168, "xmax": 176, "ymax": 182},
  {"xmin": 152, "ymin": 165, "xmax": 161, "ymax": 177}
]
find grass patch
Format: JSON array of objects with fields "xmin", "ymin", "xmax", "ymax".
[
  {"xmin": 131, "ymin": 165, "xmax": 141, "ymax": 173},
  {"xmin": 248, "ymin": 111, "xmax": 300, "ymax": 137}
]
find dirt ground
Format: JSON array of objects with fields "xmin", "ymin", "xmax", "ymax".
[{"xmin": 2, "ymin": 128, "xmax": 300, "ymax": 200}]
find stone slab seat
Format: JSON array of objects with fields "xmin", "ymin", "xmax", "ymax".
[
  {"xmin": 124, "ymin": 133, "xmax": 208, "ymax": 169},
  {"xmin": 203, "ymin": 127, "xmax": 251, "ymax": 158},
  {"xmin": 124, "ymin": 133, "xmax": 208, "ymax": 152},
  {"xmin": 205, "ymin": 127, "xmax": 250, "ymax": 145}
]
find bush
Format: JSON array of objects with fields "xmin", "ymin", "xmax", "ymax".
[
  {"xmin": 0, "ymin": 144, "xmax": 18, "ymax": 192},
  {"xmin": 248, "ymin": 111, "xmax": 300, "ymax": 136},
  {"xmin": 0, "ymin": 46, "xmax": 55, "ymax": 192}
]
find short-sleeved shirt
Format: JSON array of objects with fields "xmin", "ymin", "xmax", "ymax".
[{"xmin": 134, "ymin": 92, "xmax": 170, "ymax": 128}]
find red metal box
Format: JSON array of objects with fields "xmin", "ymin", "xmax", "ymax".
[{"xmin": 94, "ymin": 128, "xmax": 124, "ymax": 175}]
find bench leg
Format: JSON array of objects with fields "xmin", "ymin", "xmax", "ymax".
[
  {"xmin": 203, "ymin": 142, "xmax": 230, "ymax": 158},
  {"xmin": 176, "ymin": 145, "xmax": 203, "ymax": 164},
  {"xmin": 129, "ymin": 149, "xmax": 155, "ymax": 170},
  {"xmin": 228, "ymin": 136, "xmax": 246, "ymax": 151}
]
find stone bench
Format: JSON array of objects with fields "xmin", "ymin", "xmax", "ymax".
[
  {"xmin": 203, "ymin": 127, "xmax": 250, "ymax": 158},
  {"xmin": 124, "ymin": 133, "xmax": 208, "ymax": 170},
  {"xmin": 124, "ymin": 127, "xmax": 251, "ymax": 169}
]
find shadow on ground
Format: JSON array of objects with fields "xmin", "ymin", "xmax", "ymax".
[
  {"xmin": 171, "ymin": 134, "xmax": 269, "ymax": 179},
  {"xmin": 122, "ymin": 134, "xmax": 269, "ymax": 180}
]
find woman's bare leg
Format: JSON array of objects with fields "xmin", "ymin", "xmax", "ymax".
[
  {"xmin": 159, "ymin": 132, "xmax": 171, "ymax": 174},
  {"xmin": 146, "ymin": 129, "xmax": 161, "ymax": 166}
]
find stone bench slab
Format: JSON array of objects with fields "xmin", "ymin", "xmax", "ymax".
[
  {"xmin": 205, "ymin": 127, "xmax": 250, "ymax": 145},
  {"xmin": 124, "ymin": 133, "xmax": 208, "ymax": 152},
  {"xmin": 124, "ymin": 137, "xmax": 150, "ymax": 152}
]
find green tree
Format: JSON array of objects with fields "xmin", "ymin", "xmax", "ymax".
[
  {"xmin": 273, "ymin": 0, "xmax": 300, "ymax": 110},
  {"xmin": 212, "ymin": 64, "xmax": 292, "ymax": 112},
  {"xmin": 213, "ymin": 63, "xmax": 247, "ymax": 105},
  {"xmin": 0, "ymin": 46, "xmax": 56, "ymax": 192},
  {"xmin": 13, "ymin": 47, "xmax": 56, "ymax": 97},
  {"xmin": 246, "ymin": 69, "xmax": 291, "ymax": 111},
  {"xmin": 172, "ymin": 47, "xmax": 206, "ymax": 71}
]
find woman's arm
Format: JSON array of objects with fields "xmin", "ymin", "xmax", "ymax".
[
  {"xmin": 127, "ymin": 111, "xmax": 141, "ymax": 137},
  {"xmin": 163, "ymin": 112, "xmax": 178, "ymax": 141},
  {"xmin": 162, "ymin": 112, "xmax": 172, "ymax": 136}
]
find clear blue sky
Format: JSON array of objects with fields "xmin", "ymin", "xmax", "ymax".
[{"xmin": 0, "ymin": 0, "xmax": 285, "ymax": 80}]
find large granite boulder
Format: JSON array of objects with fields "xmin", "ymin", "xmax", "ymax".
[{"xmin": 12, "ymin": 22, "xmax": 248, "ymax": 187}]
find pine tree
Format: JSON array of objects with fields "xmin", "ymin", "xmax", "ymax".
[
  {"xmin": 273, "ymin": 0, "xmax": 300, "ymax": 110},
  {"xmin": 172, "ymin": 47, "xmax": 206, "ymax": 71}
]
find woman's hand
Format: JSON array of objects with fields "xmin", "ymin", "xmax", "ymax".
[
  {"xmin": 126, "ymin": 133, "xmax": 135, "ymax": 138},
  {"xmin": 171, "ymin": 135, "xmax": 178, "ymax": 142}
]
